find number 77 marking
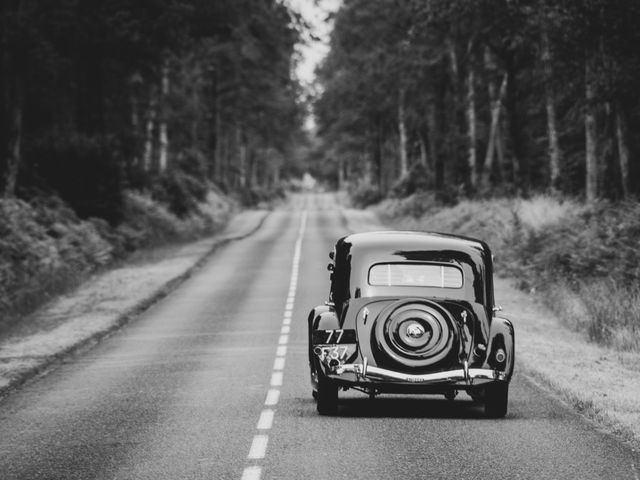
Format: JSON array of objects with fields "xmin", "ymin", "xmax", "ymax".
[{"xmin": 325, "ymin": 329, "xmax": 344, "ymax": 343}]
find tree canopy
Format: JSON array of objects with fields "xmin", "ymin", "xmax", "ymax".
[{"xmin": 0, "ymin": 0, "xmax": 306, "ymax": 219}]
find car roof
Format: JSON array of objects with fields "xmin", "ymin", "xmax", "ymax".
[
  {"xmin": 332, "ymin": 231, "xmax": 494, "ymax": 307},
  {"xmin": 338, "ymin": 231, "xmax": 489, "ymax": 256}
]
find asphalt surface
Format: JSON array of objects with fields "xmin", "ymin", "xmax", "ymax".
[{"xmin": 0, "ymin": 193, "xmax": 638, "ymax": 480}]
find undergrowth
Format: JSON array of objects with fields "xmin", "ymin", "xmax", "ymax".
[
  {"xmin": 0, "ymin": 189, "xmax": 234, "ymax": 329},
  {"xmin": 376, "ymin": 194, "xmax": 640, "ymax": 352}
]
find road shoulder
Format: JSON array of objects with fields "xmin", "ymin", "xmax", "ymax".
[
  {"xmin": 341, "ymin": 206, "xmax": 640, "ymax": 450},
  {"xmin": 0, "ymin": 209, "xmax": 270, "ymax": 397}
]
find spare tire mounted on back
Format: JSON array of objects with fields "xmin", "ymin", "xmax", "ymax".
[{"xmin": 373, "ymin": 299, "xmax": 458, "ymax": 369}]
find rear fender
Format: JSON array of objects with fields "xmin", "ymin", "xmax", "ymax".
[
  {"xmin": 313, "ymin": 310, "xmax": 341, "ymax": 331},
  {"xmin": 483, "ymin": 316, "xmax": 515, "ymax": 380}
]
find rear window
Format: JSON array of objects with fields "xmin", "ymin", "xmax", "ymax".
[{"xmin": 368, "ymin": 263, "xmax": 463, "ymax": 288}]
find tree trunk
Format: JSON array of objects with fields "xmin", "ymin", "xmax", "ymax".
[
  {"xmin": 466, "ymin": 66, "xmax": 477, "ymax": 191},
  {"xmin": 221, "ymin": 126, "xmax": 230, "ymax": 187},
  {"xmin": 272, "ymin": 160, "xmax": 280, "ymax": 187},
  {"xmin": 426, "ymin": 102, "xmax": 440, "ymax": 188},
  {"xmin": 585, "ymin": 53, "xmax": 598, "ymax": 202},
  {"xmin": 143, "ymin": 96, "xmax": 157, "ymax": 173},
  {"xmin": 542, "ymin": 29, "xmax": 561, "ymax": 192},
  {"xmin": 3, "ymin": 0, "xmax": 23, "ymax": 197},
  {"xmin": 418, "ymin": 134, "xmax": 428, "ymax": 168},
  {"xmin": 214, "ymin": 98, "xmax": 222, "ymax": 181},
  {"xmin": 158, "ymin": 59, "xmax": 170, "ymax": 173},
  {"xmin": 4, "ymin": 75, "xmax": 22, "ymax": 197},
  {"xmin": 435, "ymin": 75, "xmax": 448, "ymax": 193},
  {"xmin": 495, "ymin": 119, "xmax": 506, "ymax": 183},
  {"xmin": 211, "ymin": 67, "xmax": 221, "ymax": 182},
  {"xmin": 248, "ymin": 147, "xmax": 258, "ymax": 188},
  {"xmin": 615, "ymin": 100, "xmax": 630, "ymax": 198},
  {"xmin": 131, "ymin": 98, "xmax": 139, "ymax": 167},
  {"xmin": 481, "ymin": 47, "xmax": 508, "ymax": 192},
  {"xmin": 397, "ymin": 87, "xmax": 408, "ymax": 178},
  {"xmin": 237, "ymin": 124, "xmax": 247, "ymax": 188},
  {"xmin": 481, "ymin": 73, "xmax": 507, "ymax": 191},
  {"xmin": 447, "ymin": 37, "xmax": 461, "ymax": 140},
  {"xmin": 505, "ymin": 60, "xmax": 524, "ymax": 191},
  {"xmin": 373, "ymin": 120, "xmax": 383, "ymax": 191},
  {"xmin": 447, "ymin": 38, "xmax": 459, "ymax": 89}
]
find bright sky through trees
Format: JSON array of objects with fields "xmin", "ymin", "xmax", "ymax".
[
  {"xmin": 288, "ymin": 0, "xmax": 341, "ymax": 86},
  {"xmin": 288, "ymin": 0, "xmax": 341, "ymax": 129}
]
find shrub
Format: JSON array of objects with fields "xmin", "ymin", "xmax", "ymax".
[
  {"xmin": 0, "ymin": 187, "xmax": 234, "ymax": 323},
  {"xmin": 0, "ymin": 196, "xmax": 113, "ymax": 323},
  {"xmin": 150, "ymin": 149, "xmax": 210, "ymax": 217},
  {"xmin": 377, "ymin": 192, "xmax": 438, "ymax": 220},
  {"xmin": 116, "ymin": 190, "xmax": 234, "ymax": 253},
  {"xmin": 349, "ymin": 181, "xmax": 383, "ymax": 208},
  {"xmin": 579, "ymin": 280, "xmax": 640, "ymax": 351},
  {"xmin": 390, "ymin": 163, "xmax": 431, "ymax": 198}
]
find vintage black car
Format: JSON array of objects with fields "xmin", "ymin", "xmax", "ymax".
[{"xmin": 307, "ymin": 231, "xmax": 514, "ymax": 417}]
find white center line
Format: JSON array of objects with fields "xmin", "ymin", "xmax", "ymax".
[
  {"xmin": 248, "ymin": 435, "xmax": 269, "ymax": 459},
  {"xmin": 273, "ymin": 357, "xmax": 285, "ymax": 371},
  {"xmin": 241, "ymin": 466, "xmax": 261, "ymax": 480},
  {"xmin": 271, "ymin": 372, "xmax": 283, "ymax": 387},
  {"xmin": 256, "ymin": 410, "xmax": 275, "ymax": 430},
  {"xmin": 240, "ymin": 210, "xmax": 307, "ymax": 480},
  {"xmin": 264, "ymin": 389, "xmax": 280, "ymax": 406},
  {"xmin": 270, "ymin": 371, "xmax": 283, "ymax": 387}
]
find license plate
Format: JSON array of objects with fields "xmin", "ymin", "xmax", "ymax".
[
  {"xmin": 314, "ymin": 344, "xmax": 357, "ymax": 363},
  {"xmin": 312, "ymin": 329, "xmax": 356, "ymax": 345}
]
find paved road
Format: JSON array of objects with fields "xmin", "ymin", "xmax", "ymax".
[{"xmin": 0, "ymin": 193, "xmax": 638, "ymax": 480}]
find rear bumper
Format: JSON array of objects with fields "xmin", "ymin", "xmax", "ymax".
[{"xmin": 331, "ymin": 359, "xmax": 507, "ymax": 386}]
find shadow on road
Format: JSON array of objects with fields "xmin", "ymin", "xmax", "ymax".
[{"xmin": 326, "ymin": 396, "xmax": 503, "ymax": 420}]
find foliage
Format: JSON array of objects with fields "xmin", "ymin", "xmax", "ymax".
[
  {"xmin": 377, "ymin": 192, "xmax": 439, "ymax": 219},
  {"xmin": 0, "ymin": 196, "xmax": 112, "ymax": 321},
  {"xmin": 390, "ymin": 163, "xmax": 431, "ymax": 198},
  {"xmin": 152, "ymin": 149, "xmax": 210, "ymax": 218},
  {"xmin": 313, "ymin": 0, "xmax": 640, "ymax": 201},
  {"xmin": 348, "ymin": 182, "xmax": 384, "ymax": 208},
  {"xmin": 0, "ymin": 0, "xmax": 305, "ymax": 207},
  {"xmin": 0, "ymin": 190, "xmax": 233, "ymax": 324}
]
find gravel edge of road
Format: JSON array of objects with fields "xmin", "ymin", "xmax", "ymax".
[
  {"xmin": 339, "ymin": 205, "xmax": 640, "ymax": 452},
  {"xmin": 0, "ymin": 209, "xmax": 271, "ymax": 399}
]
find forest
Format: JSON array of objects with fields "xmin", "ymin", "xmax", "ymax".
[
  {"xmin": 2, "ymin": 0, "xmax": 640, "ymax": 347},
  {"xmin": 0, "ymin": 0, "xmax": 306, "ymax": 319},
  {"xmin": 311, "ymin": 0, "xmax": 640, "ymax": 351},
  {"xmin": 1, "ymin": 0, "xmax": 306, "ymax": 212},
  {"xmin": 312, "ymin": 0, "xmax": 640, "ymax": 203}
]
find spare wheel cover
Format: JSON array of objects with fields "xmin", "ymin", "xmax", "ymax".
[{"xmin": 374, "ymin": 299, "xmax": 455, "ymax": 368}]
